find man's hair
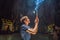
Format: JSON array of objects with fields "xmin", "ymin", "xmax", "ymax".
[{"xmin": 20, "ymin": 16, "xmax": 28, "ymax": 23}]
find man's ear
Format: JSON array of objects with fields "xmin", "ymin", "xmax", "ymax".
[
  {"xmin": 24, "ymin": 19, "xmax": 26, "ymax": 23},
  {"xmin": 24, "ymin": 20, "xmax": 25, "ymax": 23}
]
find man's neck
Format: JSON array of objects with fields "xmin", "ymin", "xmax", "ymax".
[{"xmin": 25, "ymin": 23, "xmax": 29, "ymax": 26}]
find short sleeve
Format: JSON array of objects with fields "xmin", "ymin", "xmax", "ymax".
[{"xmin": 21, "ymin": 26, "xmax": 28, "ymax": 31}]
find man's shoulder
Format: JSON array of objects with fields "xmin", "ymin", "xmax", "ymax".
[
  {"xmin": 21, "ymin": 24, "xmax": 30, "ymax": 28},
  {"xmin": 21, "ymin": 24, "xmax": 26, "ymax": 27}
]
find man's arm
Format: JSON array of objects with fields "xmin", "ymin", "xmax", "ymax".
[
  {"xmin": 26, "ymin": 29, "xmax": 36, "ymax": 35},
  {"xmin": 26, "ymin": 16, "xmax": 39, "ymax": 35}
]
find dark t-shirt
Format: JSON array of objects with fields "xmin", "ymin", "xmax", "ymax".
[{"xmin": 20, "ymin": 24, "xmax": 31, "ymax": 40}]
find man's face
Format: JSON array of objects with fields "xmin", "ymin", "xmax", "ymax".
[{"xmin": 26, "ymin": 17, "xmax": 30, "ymax": 24}]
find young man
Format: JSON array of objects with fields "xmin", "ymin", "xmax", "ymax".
[{"xmin": 20, "ymin": 16, "xmax": 39, "ymax": 40}]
